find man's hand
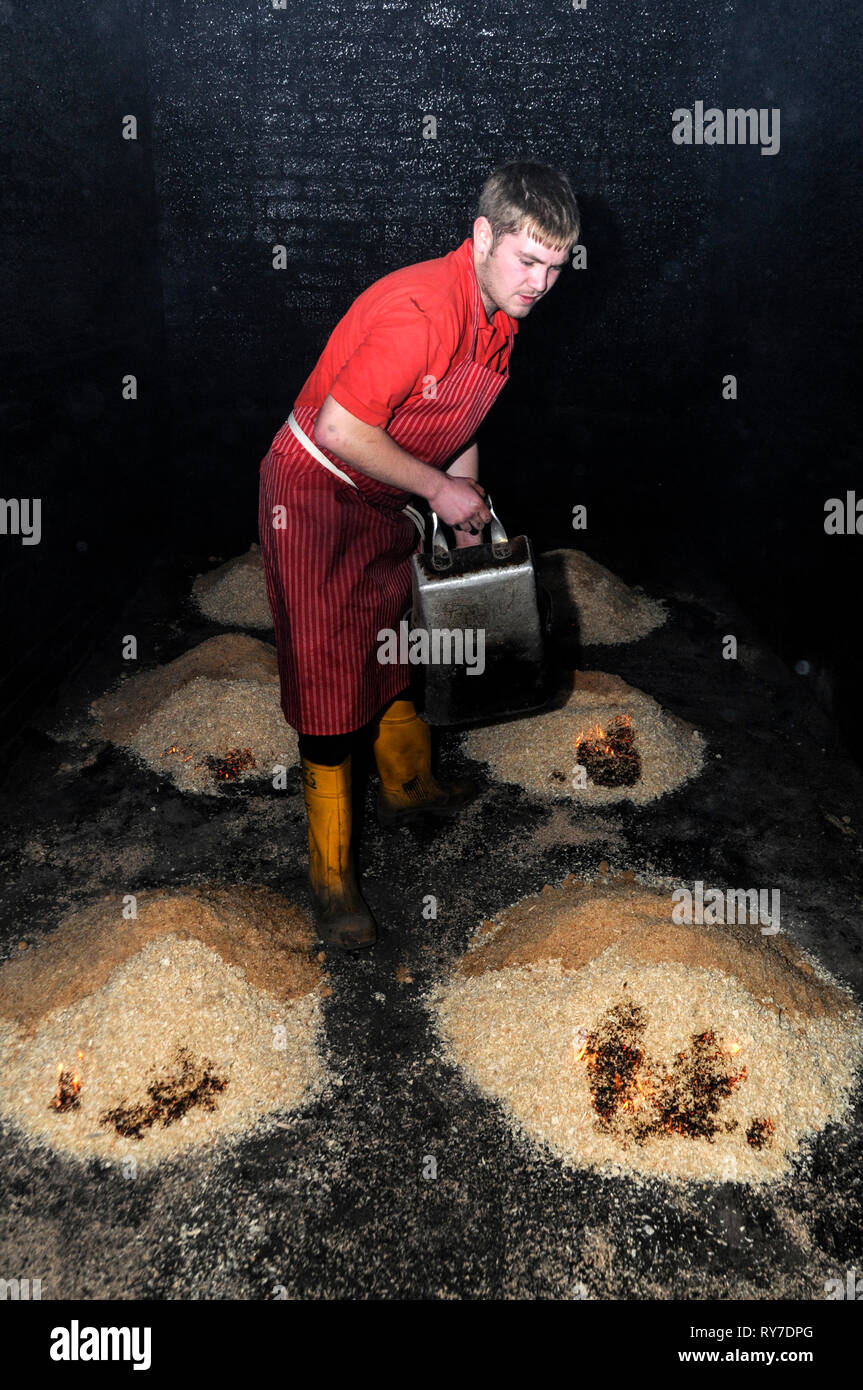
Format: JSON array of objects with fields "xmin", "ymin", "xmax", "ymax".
[
  {"xmin": 426, "ymin": 473, "xmax": 490, "ymax": 529},
  {"xmin": 443, "ymin": 439, "xmax": 485, "ymax": 544}
]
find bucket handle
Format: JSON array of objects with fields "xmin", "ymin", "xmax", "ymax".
[{"xmin": 429, "ymin": 493, "xmax": 511, "ymax": 570}]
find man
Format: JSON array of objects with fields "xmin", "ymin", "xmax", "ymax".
[{"xmin": 259, "ymin": 159, "xmax": 580, "ymax": 951}]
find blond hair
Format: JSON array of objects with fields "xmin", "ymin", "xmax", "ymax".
[{"xmin": 478, "ymin": 159, "xmax": 581, "ymax": 250}]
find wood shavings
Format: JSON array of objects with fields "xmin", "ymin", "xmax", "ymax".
[
  {"xmin": 91, "ymin": 635, "xmax": 297, "ymax": 794},
  {"xmin": 0, "ymin": 889, "xmax": 328, "ymax": 1167},
  {"xmin": 431, "ymin": 876, "xmax": 863, "ymax": 1185},
  {"xmin": 464, "ymin": 670, "xmax": 705, "ymax": 805},
  {"xmin": 537, "ymin": 548, "xmax": 666, "ymax": 646},
  {"xmin": 192, "ymin": 545, "xmax": 273, "ymax": 630}
]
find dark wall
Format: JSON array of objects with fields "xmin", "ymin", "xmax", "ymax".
[
  {"xmin": 144, "ymin": 0, "xmax": 727, "ymax": 528},
  {"xmin": 3, "ymin": 1, "xmax": 861, "ymax": 753},
  {"xmin": 2, "ymin": 0, "xmax": 167, "ymax": 734}
]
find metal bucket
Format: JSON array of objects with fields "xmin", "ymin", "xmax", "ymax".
[{"xmin": 408, "ymin": 495, "xmax": 553, "ymax": 726}]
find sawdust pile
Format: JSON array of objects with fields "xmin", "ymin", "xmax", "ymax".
[
  {"xmin": 91, "ymin": 634, "xmax": 297, "ymax": 794},
  {"xmin": 192, "ymin": 545, "xmax": 273, "ymax": 630},
  {"xmin": 431, "ymin": 875, "xmax": 863, "ymax": 1185},
  {"xmin": 537, "ymin": 549, "xmax": 666, "ymax": 646},
  {"xmin": 463, "ymin": 670, "xmax": 705, "ymax": 805},
  {"xmin": 0, "ymin": 887, "xmax": 327, "ymax": 1166}
]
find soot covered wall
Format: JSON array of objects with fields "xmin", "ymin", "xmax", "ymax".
[{"xmin": 4, "ymin": 1, "xmax": 861, "ymax": 753}]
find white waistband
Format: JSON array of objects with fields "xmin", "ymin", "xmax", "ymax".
[
  {"xmin": 286, "ymin": 410, "xmax": 426, "ymax": 542},
  {"xmin": 287, "ymin": 411, "xmax": 358, "ymax": 487}
]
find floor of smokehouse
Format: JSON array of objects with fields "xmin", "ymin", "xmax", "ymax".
[{"xmin": 1, "ymin": 548, "xmax": 862, "ymax": 1301}]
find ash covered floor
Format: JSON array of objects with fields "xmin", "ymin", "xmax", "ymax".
[{"xmin": 1, "ymin": 551, "xmax": 862, "ymax": 1300}]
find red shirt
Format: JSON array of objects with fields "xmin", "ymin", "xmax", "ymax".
[{"xmin": 294, "ymin": 238, "xmax": 518, "ymax": 429}]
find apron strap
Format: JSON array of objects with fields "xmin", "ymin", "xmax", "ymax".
[
  {"xmin": 287, "ymin": 411, "xmax": 357, "ymax": 487},
  {"xmin": 288, "ymin": 411, "xmax": 426, "ymax": 541},
  {"xmin": 402, "ymin": 503, "xmax": 426, "ymax": 543}
]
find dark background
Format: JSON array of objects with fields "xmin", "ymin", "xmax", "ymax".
[{"xmin": 2, "ymin": 0, "xmax": 860, "ymax": 757}]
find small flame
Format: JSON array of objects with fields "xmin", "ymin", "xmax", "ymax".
[
  {"xmin": 574, "ymin": 714, "xmax": 633, "ymax": 755},
  {"xmin": 50, "ymin": 1051, "xmax": 84, "ymax": 1112},
  {"xmin": 574, "ymin": 715, "xmax": 641, "ymax": 788}
]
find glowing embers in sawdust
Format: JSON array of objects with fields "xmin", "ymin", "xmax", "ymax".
[
  {"xmin": 574, "ymin": 1003, "xmax": 753, "ymax": 1144},
  {"xmin": 430, "ymin": 874, "xmax": 863, "ymax": 1184},
  {"xmin": 48, "ymin": 1045, "xmax": 228, "ymax": 1139},
  {"xmin": 49, "ymin": 1051, "xmax": 84, "ymax": 1113},
  {"xmin": 100, "ymin": 1046, "xmax": 228, "ymax": 1140},
  {"xmin": 463, "ymin": 671, "xmax": 704, "ymax": 806},
  {"xmin": 91, "ymin": 635, "xmax": 297, "ymax": 795},
  {"xmin": 160, "ymin": 743, "xmax": 256, "ymax": 783},
  {"xmin": 0, "ymin": 887, "xmax": 327, "ymax": 1167},
  {"xmin": 575, "ymin": 714, "xmax": 641, "ymax": 788}
]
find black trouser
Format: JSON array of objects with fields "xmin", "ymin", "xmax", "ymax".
[{"xmin": 297, "ymin": 687, "xmax": 411, "ymax": 766}]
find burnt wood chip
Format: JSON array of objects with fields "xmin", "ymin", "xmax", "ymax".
[
  {"xmin": 583, "ymin": 1001, "xmax": 751, "ymax": 1145},
  {"xmin": 746, "ymin": 1116, "xmax": 776, "ymax": 1149},
  {"xmin": 49, "ymin": 1070, "xmax": 81, "ymax": 1113},
  {"xmin": 577, "ymin": 716, "xmax": 642, "ymax": 787},
  {"xmin": 100, "ymin": 1046, "xmax": 228, "ymax": 1140},
  {"xmin": 205, "ymin": 747, "xmax": 256, "ymax": 781}
]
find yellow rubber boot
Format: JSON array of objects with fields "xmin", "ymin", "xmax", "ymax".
[
  {"xmin": 371, "ymin": 698, "xmax": 478, "ymax": 828},
  {"xmin": 302, "ymin": 756, "xmax": 377, "ymax": 949}
]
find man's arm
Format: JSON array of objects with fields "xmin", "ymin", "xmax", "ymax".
[
  {"xmin": 446, "ymin": 441, "xmax": 478, "ymax": 479},
  {"xmin": 313, "ymin": 395, "xmax": 491, "ymax": 530}
]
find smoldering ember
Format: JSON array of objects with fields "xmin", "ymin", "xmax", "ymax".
[{"xmin": 2, "ymin": 0, "xmax": 862, "ymax": 1332}]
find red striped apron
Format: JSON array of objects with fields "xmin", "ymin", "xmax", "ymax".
[{"xmin": 258, "ymin": 284, "xmax": 513, "ymax": 734}]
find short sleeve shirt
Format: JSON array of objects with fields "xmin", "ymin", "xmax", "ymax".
[{"xmin": 294, "ymin": 238, "xmax": 518, "ymax": 428}]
